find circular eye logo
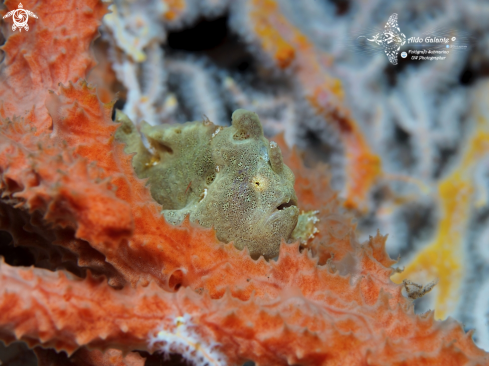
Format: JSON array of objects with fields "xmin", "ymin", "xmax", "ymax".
[
  {"xmin": 2, "ymin": 3, "xmax": 38, "ymax": 32},
  {"xmin": 452, "ymin": 37, "xmax": 456, "ymax": 41},
  {"xmin": 401, "ymin": 51, "xmax": 407, "ymax": 58}
]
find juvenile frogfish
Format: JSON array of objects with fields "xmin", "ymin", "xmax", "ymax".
[{"xmin": 115, "ymin": 109, "xmax": 299, "ymax": 259}]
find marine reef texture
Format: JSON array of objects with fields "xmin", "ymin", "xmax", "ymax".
[
  {"xmin": 88, "ymin": 0, "xmax": 489, "ymax": 351},
  {"xmin": 0, "ymin": 1, "xmax": 489, "ymax": 366}
]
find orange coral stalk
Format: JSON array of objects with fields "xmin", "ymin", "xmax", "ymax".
[
  {"xmin": 34, "ymin": 347, "xmax": 145, "ymax": 366},
  {"xmin": 1, "ymin": 261, "xmax": 488, "ymax": 365},
  {"xmin": 392, "ymin": 113, "xmax": 489, "ymax": 319},
  {"xmin": 244, "ymin": 0, "xmax": 382, "ymax": 212},
  {"xmin": 0, "ymin": 0, "xmax": 108, "ymax": 135}
]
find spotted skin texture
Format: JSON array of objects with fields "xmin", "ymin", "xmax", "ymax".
[{"xmin": 115, "ymin": 109, "xmax": 299, "ymax": 259}]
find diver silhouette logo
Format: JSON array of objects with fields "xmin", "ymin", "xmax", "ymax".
[
  {"xmin": 3, "ymin": 3, "xmax": 38, "ymax": 32},
  {"xmin": 360, "ymin": 14, "xmax": 406, "ymax": 65}
]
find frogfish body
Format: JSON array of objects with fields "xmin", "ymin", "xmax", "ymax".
[{"xmin": 115, "ymin": 109, "xmax": 299, "ymax": 259}]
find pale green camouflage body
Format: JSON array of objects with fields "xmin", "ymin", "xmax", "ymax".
[{"xmin": 115, "ymin": 109, "xmax": 299, "ymax": 259}]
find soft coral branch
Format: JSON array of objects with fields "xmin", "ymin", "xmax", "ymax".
[
  {"xmin": 1, "ymin": 260, "xmax": 487, "ymax": 365},
  {"xmin": 0, "ymin": 0, "xmax": 108, "ymax": 134}
]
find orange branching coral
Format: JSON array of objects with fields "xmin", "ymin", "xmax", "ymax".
[
  {"xmin": 239, "ymin": 0, "xmax": 382, "ymax": 212},
  {"xmin": 0, "ymin": 0, "xmax": 107, "ymax": 134},
  {"xmin": 392, "ymin": 89, "xmax": 489, "ymax": 319},
  {"xmin": 33, "ymin": 347, "xmax": 145, "ymax": 366},
  {"xmin": 0, "ymin": 0, "xmax": 488, "ymax": 365},
  {"xmin": 1, "ymin": 258, "xmax": 488, "ymax": 365}
]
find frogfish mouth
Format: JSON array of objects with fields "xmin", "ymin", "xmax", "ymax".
[{"xmin": 115, "ymin": 109, "xmax": 301, "ymax": 259}]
